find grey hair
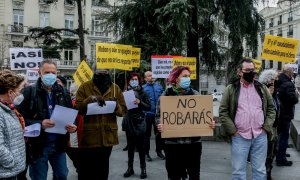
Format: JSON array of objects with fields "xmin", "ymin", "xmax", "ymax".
[
  {"xmin": 258, "ymin": 69, "xmax": 278, "ymax": 85},
  {"xmin": 40, "ymin": 59, "xmax": 57, "ymax": 69}
]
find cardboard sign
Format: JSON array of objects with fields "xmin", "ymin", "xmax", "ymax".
[
  {"xmin": 173, "ymin": 57, "xmax": 197, "ymax": 80},
  {"xmin": 261, "ymin": 34, "xmax": 299, "ymax": 63},
  {"xmin": 26, "ymin": 69, "xmax": 39, "ymax": 81},
  {"xmin": 96, "ymin": 43, "xmax": 133, "ymax": 71},
  {"xmin": 252, "ymin": 59, "xmax": 262, "ymax": 72},
  {"xmin": 160, "ymin": 95, "xmax": 213, "ymax": 138},
  {"xmin": 151, "ymin": 55, "xmax": 182, "ymax": 78},
  {"xmin": 132, "ymin": 47, "xmax": 141, "ymax": 68},
  {"xmin": 73, "ymin": 61, "xmax": 94, "ymax": 87},
  {"xmin": 285, "ymin": 63, "xmax": 298, "ymax": 73},
  {"xmin": 10, "ymin": 48, "xmax": 43, "ymax": 70}
]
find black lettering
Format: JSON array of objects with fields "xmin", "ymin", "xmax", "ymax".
[
  {"xmin": 186, "ymin": 112, "xmax": 192, "ymax": 124},
  {"xmin": 193, "ymin": 111, "xmax": 200, "ymax": 124},
  {"xmin": 188, "ymin": 99, "xmax": 196, "ymax": 108},
  {"xmin": 162, "ymin": 112, "xmax": 169, "ymax": 124},
  {"xmin": 26, "ymin": 62, "xmax": 37, "ymax": 68},
  {"xmin": 169, "ymin": 112, "xmax": 176, "ymax": 125},
  {"xmin": 199, "ymin": 109, "xmax": 205, "ymax": 124},
  {"xmin": 206, "ymin": 111, "xmax": 212, "ymax": 124},
  {"xmin": 28, "ymin": 52, "xmax": 36, "ymax": 57},
  {"xmin": 17, "ymin": 52, "xmax": 26, "ymax": 58},
  {"xmin": 177, "ymin": 112, "xmax": 184, "ymax": 125},
  {"xmin": 14, "ymin": 62, "xmax": 25, "ymax": 69},
  {"xmin": 177, "ymin": 99, "xmax": 186, "ymax": 108}
]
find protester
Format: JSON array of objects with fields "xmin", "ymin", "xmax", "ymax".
[
  {"xmin": 17, "ymin": 59, "xmax": 77, "ymax": 180},
  {"xmin": 75, "ymin": 67, "xmax": 127, "ymax": 180},
  {"xmin": 276, "ymin": 66, "xmax": 299, "ymax": 166},
  {"xmin": 123, "ymin": 73, "xmax": 150, "ymax": 179},
  {"xmin": 156, "ymin": 66, "xmax": 216, "ymax": 180},
  {"xmin": 258, "ymin": 69, "xmax": 279, "ymax": 180},
  {"xmin": 56, "ymin": 75, "xmax": 67, "ymax": 87},
  {"xmin": 0, "ymin": 70, "xmax": 26, "ymax": 179},
  {"xmin": 143, "ymin": 71, "xmax": 165, "ymax": 161},
  {"xmin": 219, "ymin": 58, "xmax": 275, "ymax": 179}
]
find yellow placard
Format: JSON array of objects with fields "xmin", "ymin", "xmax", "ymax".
[
  {"xmin": 132, "ymin": 47, "xmax": 141, "ymax": 68},
  {"xmin": 252, "ymin": 59, "xmax": 262, "ymax": 72},
  {"xmin": 261, "ymin": 34, "xmax": 299, "ymax": 63},
  {"xmin": 96, "ymin": 43, "xmax": 133, "ymax": 71},
  {"xmin": 73, "ymin": 61, "xmax": 93, "ymax": 87},
  {"xmin": 172, "ymin": 57, "xmax": 197, "ymax": 80},
  {"xmin": 160, "ymin": 95, "xmax": 213, "ymax": 138}
]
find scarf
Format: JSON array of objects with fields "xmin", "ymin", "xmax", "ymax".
[{"xmin": 172, "ymin": 86, "xmax": 191, "ymax": 95}]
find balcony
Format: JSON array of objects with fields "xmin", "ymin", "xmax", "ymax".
[
  {"xmin": 278, "ymin": 21, "xmax": 282, "ymax": 25},
  {"xmin": 288, "ymin": 17, "xmax": 293, "ymax": 22},
  {"xmin": 7, "ymin": 24, "xmax": 28, "ymax": 34},
  {"xmin": 56, "ymin": 60, "xmax": 80, "ymax": 70},
  {"xmin": 269, "ymin": 22, "xmax": 273, "ymax": 28},
  {"xmin": 39, "ymin": 0, "xmax": 56, "ymax": 3},
  {"xmin": 63, "ymin": 31, "xmax": 75, "ymax": 37},
  {"xmin": 287, "ymin": 31, "xmax": 293, "ymax": 36},
  {"xmin": 87, "ymin": 31, "xmax": 112, "ymax": 41}
]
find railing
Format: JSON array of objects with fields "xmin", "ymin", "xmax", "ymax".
[
  {"xmin": 288, "ymin": 17, "xmax": 293, "ymax": 22},
  {"xmin": 7, "ymin": 24, "xmax": 28, "ymax": 34},
  {"xmin": 39, "ymin": 0, "xmax": 56, "ymax": 3},
  {"xmin": 278, "ymin": 20, "xmax": 282, "ymax": 25},
  {"xmin": 287, "ymin": 31, "xmax": 293, "ymax": 36},
  {"xmin": 56, "ymin": 60, "xmax": 80, "ymax": 69},
  {"xmin": 90, "ymin": 31, "xmax": 105, "ymax": 37},
  {"xmin": 269, "ymin": 22, "xmax": 273, "ymax": 28},
  {"xmin": 200, "ymin": 82, "xmax": 209, "ymax": 88},
  {"xmin": 63, "ymin": 31, "xmax": 75, "ymax": 36}
]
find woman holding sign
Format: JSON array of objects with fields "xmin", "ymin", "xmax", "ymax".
[
  {"xmin": 156, "ymin": 66, "xmax": 215, "ymax": 180},
  {"xmin": 123, "ymin": 73, "xmax": 150, "ymax": 179}
]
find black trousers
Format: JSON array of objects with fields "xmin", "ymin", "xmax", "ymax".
[
  {"xmin": 66, "ymin": 147, "xmax": 79, "ymax": 172},
  {"xmin": 78, "ymin": 147, "xmax": 112, "ymax": 180},
  {"xmin": 165, "ymin": 143, "xmax": 202, "ymax": 180},
  {"xmin": 144, "ymin": 116, "xmax": 164, "ymax": 154},
  {"xmin": 127, "ymin": 132, "xmax": 146, "ymax": 168}
]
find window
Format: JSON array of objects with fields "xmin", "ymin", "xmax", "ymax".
[
  {"xmin": 277, "ymin": 27, "xmax": 282, "ymax": 36},
  {"xmin": 13, "ymin": 9, "xmax": 24, "ymax": 33},
  {"xmin": 90, "ymin": 44, "xmax": 96, "ymax": 62},
  {"xmin": 64, "ymin": 50, "xmax": 73, "ymax": 65},
  {"xmin": 12, "ymin": 41, "xmax": 23, "ymax": 47},
  {"xmin": 288, "ymin": 11, "xmax": 293, "ymax": 22},
  {"xmin": 92, "ymin": 0, "xmax": 104, "ymax": 6},
  {"xmin": 278, "ymin": 15, "xmax": 282, "ymax": 25},
  {"xmin": 278, "ymin": 62, "xmax": 282, "ymax": 70},
  {"xmin": 269, "ymin": 60, "xmax": 273, "ymax": 68},
  {"xmin": 288, "ymin": 25, "xmax": 293, "ymax": 36},
  {"xmin": 92, "ymin": 16, "xmax": 105, "ymax": 36},
  {"xmin": 64, "ymin": 15, "xmax": 74, "ymax": 36},
  {"xmin": 40, "ymin": 12, "xmax": 49, "ymax": 27},
  {"xmin": 269, "ymin": 18, "xmax": 274, "ymax": 27}
]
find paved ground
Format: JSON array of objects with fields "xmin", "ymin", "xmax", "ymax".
[{"xmin": 33, "ymin": 101, "xmax": 300, "ymax": 179}]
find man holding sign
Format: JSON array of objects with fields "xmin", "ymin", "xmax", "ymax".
[{"xmin": 156, "ymin": 66, "xmax": 215, "ymax": 180}]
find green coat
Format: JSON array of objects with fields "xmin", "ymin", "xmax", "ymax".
[
  {"xmin": 219, "ymin": 80, "xmax": 275, "ymax": 141},
  {"xmin": 75, "ymin": 80, "xmax": 127, "ymax": 148}
]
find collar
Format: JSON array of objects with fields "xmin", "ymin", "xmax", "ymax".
[{"xmin": 240, "ymin": 80, "xmax": 253, "ymax": 88}]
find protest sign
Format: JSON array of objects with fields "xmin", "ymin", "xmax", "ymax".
[
  {"xmin": 73, "ymin": 61, "xmax": 93, "ymax": 87},
  {"xmin": 26, "ymin": 69, "xmax": 39, "ymax": 81},
  {"xmin": 173, "ymin": 57, "xmax": 197, "ymax": 79},
  {"xmin": 285, "ymin": 63, "xmax": 298, "ymax": 73},
  {"xmin": 96, "ymin": 43, "xmax": 133, "ymax": 71},
  {"xmin": 132, "ymin": 47, "xmax": 141, "ymax": 68},
  {"xmin": 261, "ymin": 34, "xmax": 299, "ymax": 63},
  {"xmin": 10, "ymin": 48, "xmax": 43, "ymax": 70},
  {"xmin": 252, "ymin": 59, "xmax": 262, "ymax": 72},
  {"xmin": 160, "ymin": 95, "xmax": 214, "ymax": 138},
  {"xmin": 151, "ymin": 55, "xmax": 182, "ymax": 78}
]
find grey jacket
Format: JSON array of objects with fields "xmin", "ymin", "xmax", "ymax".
[{"xmin": 0, "ymin": 102, "xmax": 26, "ymax": 178}]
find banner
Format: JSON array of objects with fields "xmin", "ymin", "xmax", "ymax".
[
  {"xmin": 10, "ymin": 48, "xmax": 43, "ymax": 70},
  {"xmin": 96, "ymin": 43, "xmax": 133, "ymax": 71},
  {"xmin": 151, "ymin": 55, "xmax": 182, "ymax": 79},
  {"xmin": 160, "ymin": 95, "xmax": 213, "ymax": 138},
  {"xmin": 132, "ymin": 47, "xmax": 141, "ymax": 68},
  {"xmin": 173, "ymin": 57, "xmax": 197, "ymax": 80},
  {"xmin": 261, "ymin": 34, "xmax": 299, "ymax": 63},
  {"xmin": 252, "ymin": 59, "xmax": 262, "ymax": 72},
  {"xmin": 285, "ymin": 63, "xmax": 299, "ymax": 74},
  {"xmin": 73, "ymin": 61, "xmax": 94, "ymax": 87},
  {"xmin": 26, "ymin": 69, "xmax": 39, "ymax": 81}
]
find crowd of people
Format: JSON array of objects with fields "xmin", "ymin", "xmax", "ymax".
[{"xmin": 0, "ymin": 58, "xmax": 298, "ymax": 180}]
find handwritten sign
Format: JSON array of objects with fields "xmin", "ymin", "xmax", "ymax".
[
  {"xmin": 10, "ymin": 48, "xmax": 43, "ymax": 70},
  {"xmin": 151, "ymin": 55, "xmax": 182, "ymax": 78},
  {"xmin": 173, "ymin": 57, "xmax": 197, "ymax": 79},
  {"xmin": 26, "ymin": 69, "xmax": 39, "ymax": 81},
  {"xmin": 262, "ymin": 34, "xmax": 299, "ymax": 63},
  {"xmin": 73, "ymin": 61, "xmax": 93, "ymax": 87},
  {"xmin": 132, "ymin": 47, "xmax": 141, "ymax": 68},
  {"xmin": 160, "ymin": 95, "xmax": 213, "ymax": 138}
]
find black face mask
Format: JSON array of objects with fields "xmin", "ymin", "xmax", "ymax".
[
  {"xmin": 93, "ymin": 74, "xmax": 112, "ymax": 94},
  {"xmin": 243, "ymin": 71, "xmax": 255, "ymax": 83}
]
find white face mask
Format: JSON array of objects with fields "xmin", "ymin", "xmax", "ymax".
[{"xmin": 11, "ymin": 92, "xmax": 24, "ymax": 106}]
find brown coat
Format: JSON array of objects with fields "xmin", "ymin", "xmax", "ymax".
[{"xmin": 75, "ymin": 80, "xmax": 127, "ymax": 148}]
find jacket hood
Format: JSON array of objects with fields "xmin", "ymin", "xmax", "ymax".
[{"xmin": 277, "ymin": 73, "xmax": 291, "ymax": 87}]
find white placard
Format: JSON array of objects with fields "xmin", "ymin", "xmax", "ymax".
[
  {"xmin": 45, "ymin": 105, "xmax": 78, "ymax": 134},
  {"xmin": 10, "ymin": 48, "xmax": 43, "ymax": 70},
  {"xmin": 26, "ymin": 69, "xmax": 39, "ymax": 81},
  {"xmin": 123, "ymin": 90, "xmax": 138, "ymax": 110},
  {"xmin": 151, "ymin": 56, "xmax": 173, "ymax": 78},
  {"xmin": 86, "ymin": 101, "xmax": 117, "ymax": 115},
  {"xmin": 286, "ymin": 64, "xmax": 298, "ymax": 73},
  {"xmin": 24, "ymin": 123, "xmax": 41, "ymax": 137}
]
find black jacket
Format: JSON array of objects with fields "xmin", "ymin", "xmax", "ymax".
[
  {"xmin": 277, "ymin": 73, "xmax": 298, "ymax": 120},
  {"xmin": 17, "ymin": 78, "xmax": 72, "ymax": 162},
  {"xmin": 122, "ymin": 87, "xmax": 150, "ymax": 136}
]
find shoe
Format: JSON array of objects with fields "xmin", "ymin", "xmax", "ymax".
[
  {"xmin": 285, "ymin": 153, "xmax": 291, "ymax": 157},
  {"xmin": 124, "ymin": 167, "xmax": 134, "ymax": 177},
  {"xmin": 276, "ymin": 160, "xmax": 293, "ymax": 166},
  {"xmin": 146, "ymin": 154, "xmax": 152, "ymax": 162},
  {"xmin": 157, "ymin": 152, "xmax": 165, "ymax": 160},
  {"xmin": 123, "ymin": 145, "xmax": 128, "ymax": 151},
  {"xmin": 140, "ymin": 168, "xmax": 147, "ymax": 179}
]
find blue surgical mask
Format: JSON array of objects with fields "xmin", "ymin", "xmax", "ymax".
[
  {"xmin": 42, "ymin": 73, "xmax": 57, "ymax": 87},
  {"xmin": 179, "ymin": 77, "xmax": 191, "ymax": 89},
  {"xmin": 130, "ymin": 80, "xmax": 139, "ymax": 88}
]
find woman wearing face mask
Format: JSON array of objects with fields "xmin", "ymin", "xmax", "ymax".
[
  {"xmin": 123, "ymin": 73, "xmax": 150, "ymax": 179},
  {"xmin": 0, "ymin": 70, "xmax": 26, "ymax": 179},
  {"xmin": 156, "ymin": 66, "xmax": 215, "ymax": 180}
]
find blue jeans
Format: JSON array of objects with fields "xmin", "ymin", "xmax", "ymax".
[
  {"xmin": 231, "ymin": 132, "xmax": 267, "ymax": 180},
  {"xmin": 276, "ymin": 119, "xmax": 291, "ymax": 162},
  {"xmin": 29, "ymin": 144, "xmax": 68, "ymax": 180}
]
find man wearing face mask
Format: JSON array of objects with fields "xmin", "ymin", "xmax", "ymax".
[
  {"xmin": 219, "ymin": 58, "xmax": 275, "ymax": 180},
  {"xmin": 17, "ymin": 59, "xmax": 77, "ymax": 180},
  {"xmin": 75, "ymin": 65, "xmax": 127, "ymax": 180},
  {"xmin": 275, "ymin": 66, "xmax": 299, "ymax": 166}
]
